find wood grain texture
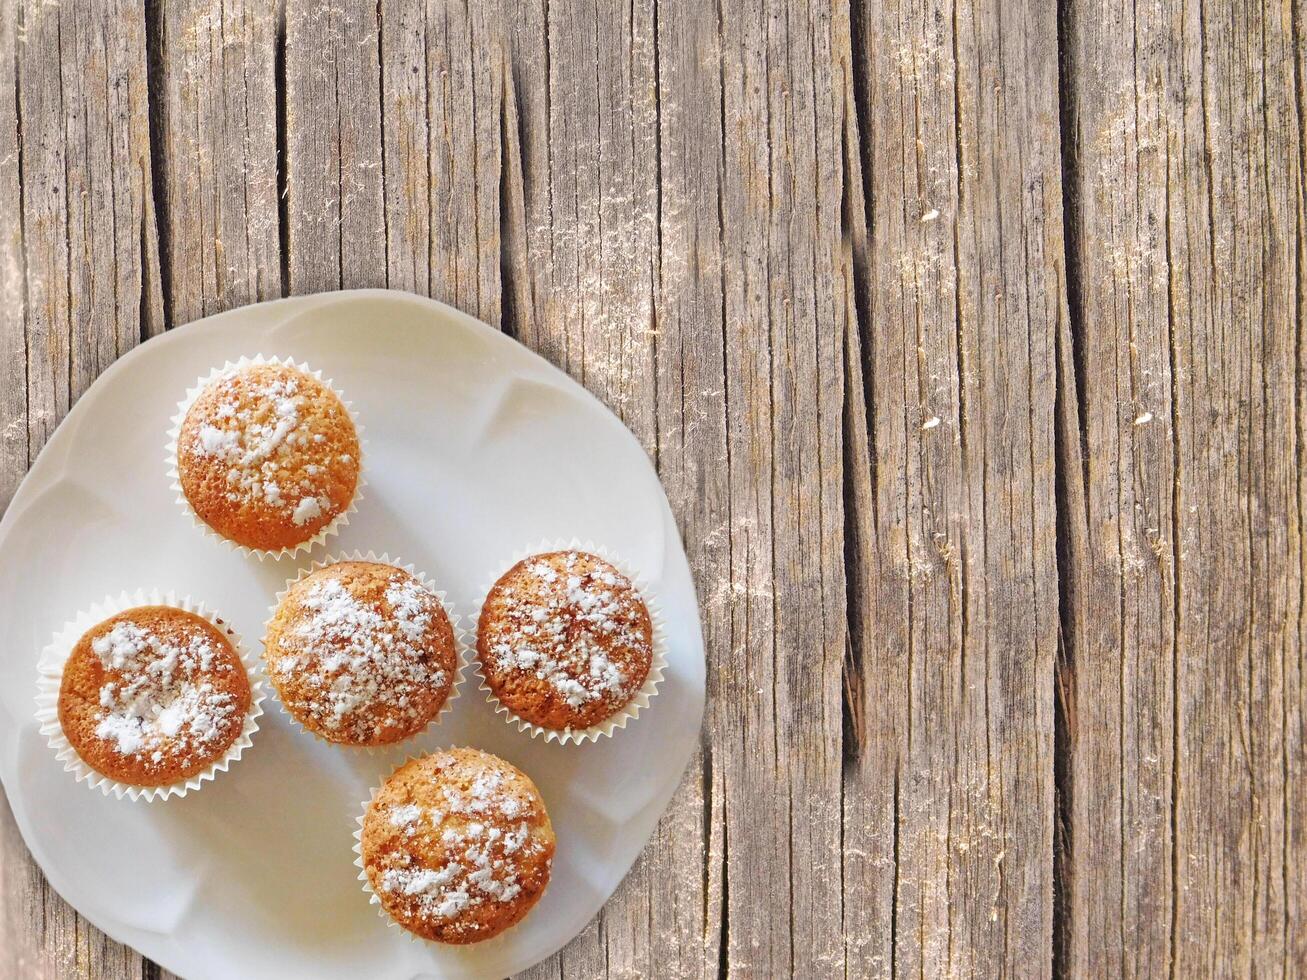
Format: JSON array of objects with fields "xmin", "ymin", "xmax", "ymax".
[
  {"xmin": 284, "ymin": 0, "xmax": 385, "ymax": 295},
  {"xmin": 718, "ymin": 0, "xmax": 849, "ymax": 972},
  {"xmin": 0, "ymin": 6, "xmax": 28, "ymax": 974},
  {"xmin": 843, "ymin": 0, "xmax": 1063, "ymax": 975},
  {"xmin": 1056, "ymin": 0, "xmax": 1180, "ymax": 972},
  {"xmin": 0, "ymin": 0, "xmax": 1304, "ymax": 977},
  {"xmin": 149, "ymin": 0, "xmax": 281, "ymax": 323},
  {"xmin": 638, "ymin": 0, "xmax": 730, "ymax": 973},
  {"xmin": 0, "ymin": 0, "xmax": 24, "ymax": 513},
  {"xmin": 379, "ymin": 0, "xmax": 504, "ymax": 321},
  {"xmin": 507, "ymin": 0, "xmax": 720, "ymax": 974},
  {"xmin": 1059, "ymin": 0, "xmax": 1307, "ymax": 974}
]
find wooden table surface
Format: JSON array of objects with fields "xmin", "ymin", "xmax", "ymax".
[{"xmin": 0, "ymin": 0, "xmax": 1302, "ymax": 977}]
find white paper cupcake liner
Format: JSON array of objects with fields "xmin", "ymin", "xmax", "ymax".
[
  {"xmin": 165, "ymin": 354, "xmax": 367, "ymax": 562},
  {"xmin": 351, "ymin": 755, "xmax": 546, "ymax": 948},
  {"xmin": 261, "ymin": 551, "xmax": 467, "ymax": 751},
  {"xmin": 33, "ymin": 589, "xmax": 267, "ymax": 802},
  {"xmin": 471, "ymin": 538, "xmax": 667, "ymax": 745}
]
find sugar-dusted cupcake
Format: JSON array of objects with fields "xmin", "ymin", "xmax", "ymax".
[
  {"xmin": 476, "ymin": 549, "xmax": 656, "ymax": 739},
  {"xmin": 356, "ymin": 748, "xmax": 555, "ymax": 944},
  {"xmin": 40, "ymin": 600, "xmax": 260, "ymax": 798},
  {"xmin": 264, "ymin": 558, "xmax": 459, "ymax": 746},
  {"xmin": 171, "ymin": 357, "xmax": 361, "ymax": 555}
]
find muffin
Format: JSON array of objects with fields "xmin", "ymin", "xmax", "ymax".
[
  {"xmin": 477, "ymin": 550, "xmax": 654, "ymax": 734},
  {"xmin": 174, "ymin": 359, "xmax": 360, "ymax": 552},
  {"xmin": 55, "ymin": 605, "xmax": 253, "ymax": 788},
  {"xmin": 264, "ymin": 560, "xmax": 457, "ymax": 745},
  {"xmin": 359, "ymin": 748, "xmax": 555, "ymax": 943}
]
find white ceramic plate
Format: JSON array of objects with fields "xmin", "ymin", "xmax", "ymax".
[{"xmin": 0, "ymin": 290, "xmax": 705, "ymax": 979}]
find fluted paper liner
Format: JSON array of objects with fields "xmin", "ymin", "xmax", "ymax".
[
  {"xmin": 165, "ymin": 354, "xmax": 366, "ymax": 561},
  {"xmin": 471, "ymin": 539, "xmax": 667, "ymax": 745},
  {"xmin": 34, "ymin": 589, "xmax": 266, "ymax": 802},
  {"xmin": 261, "ymin": 551, "xmax": 467, "ymax": 751}
]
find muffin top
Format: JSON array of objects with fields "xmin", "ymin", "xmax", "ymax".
[
  {"xmin": 477, "ymin": 550, "xmax": 653, "ymax": 732},
  {"xmin": 264, "ymin": 561, "xmax": 457, "ymax": 745},
  {"xmin": 56, "ymin": 606, "xmax": 252, "ymax": 787},
  {"xmin": 361, "ymin": 748, "xmax": 555, "ymax": 944},
  {"xmin": 176, "ymin": 362, "xmax": 360, "ymax": 551}
]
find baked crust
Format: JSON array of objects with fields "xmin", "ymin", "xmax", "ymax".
[
  {"xmin": 361, "ymin": 748, "xmax": 555, "ymax": 943},
  {"xmin": 477, "ymin": 550, "xmax": 653, "ymax": 731},
  {"xmin": 264, "ymin": 561, "xmax": 456, "ymax": 745},
  {"xmin": 57, "ymin": 606, "xmax": 251, "ymax": 787},
  {"xmin": 177, "ymin": 363, "xmax": 359, "ymax": 551}
]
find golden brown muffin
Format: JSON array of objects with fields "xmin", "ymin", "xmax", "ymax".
[
  {"xmin": 361, "ymin": 748, "xmax": 555, "ymax": 944},
  {"xmin": 477, "ymin": 550, "xmax": 653, "ymax": 732},
  {"xmin": 264, "ymin": 561, "xmax": 457, "ymax": 745},
  {"xmin": 56, "ymin": 606, "xmax": 252, "ymax": 787},
  {"xmin": 176, "ymin": 362, "xmax": 360, "ymax": 551}
]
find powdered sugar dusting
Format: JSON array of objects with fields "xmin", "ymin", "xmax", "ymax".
[
  {"xmin": 291, "ymin": 495, "xmax": 326, "ymax": 526},
  {"xmin": 482, "ymin": 551, "xmax": 651, "ymax": 721},
  {"xmin": 179, "ymin": 364, "xmax": 355, "ymax": 532},
  {"xmin": 368, "ymin": 754, "xmax": 551, "ymax": 935},
  {"xmin": 388, "ymin": 803, "xmax": 425, "ymax": 836},
  {"xmin": 83, "ymin": 614, "xmax": 243, "ymax": 768},
  {"xmin": 266, "ymin": 565, "xmax": 451, "ymax": 741}
]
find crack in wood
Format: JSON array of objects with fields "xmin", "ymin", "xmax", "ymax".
[
  {"xmin": 275, "ymin": 6, "xmax": 289, "ymax": 299},
  {"xmin": 142, "ymin": 0, "xmax": 171, "ymax": 333}
]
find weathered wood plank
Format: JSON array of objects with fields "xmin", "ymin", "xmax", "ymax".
[
  {"xmin": 843, "ymin": 0, "xmax": 1063, "ymax": 975},
  {"xmin": 56, "ymin": 0, "xmax": 166, "ymax": 391},
  {"xmin": 1167, "ymin": 5, "xmax": 1304, "ymax": 969},
  {"xmin": 1292, "ymin": 4, "xmax": 1307, "ymax": 962},
  {"xmin": 284, "ymin": 0, "xmax": 385, "ymax": 295},
  {"xmin": 505, "ymin": 1, "xmax": 719, "ymax": 976},
  {"xmin": 508, "ymin": 0, "xmax": 658, "ymax": 446},
  {"xmin": 0, "ymin": 0, "xmax": 163, "ymax": 976},
  {"xmin": 379, "ymin": 0, "xmax": 503, "ymax": 322},
  {"xmin": 641, "ymin": 0, "xmax": 730, "ymax": 972},
  {"xmin": 1061, "ymin": 0, "xmax": 1307, "ymax": 973},
  {"xmin": 1056, "ymin": 0, "xmax": 1179, "ymax": 973},
  {"xmin": 0, "ymin": 28, "xmax": 28, "ymax": 980},
  {"xmin": 286, "ymin": 0, "xmax": 508, "ymax": 317},
  {"xmin": 0, "ymin": 0, "xmax": 24, "ymax": 514},
  {"xmin": 150, "ymin": 0, "xmax": 281, "ymax": 323},
  {"xmin": 8, "ymin": 10, "xmax": 154, "ymax": 438},
  {"xmin": 714, "ymin": 0, "xmax": 850, "ymax": 974}
]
